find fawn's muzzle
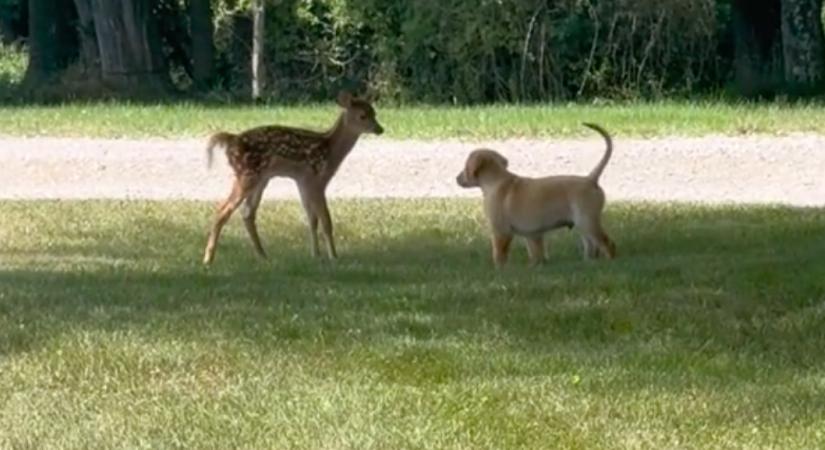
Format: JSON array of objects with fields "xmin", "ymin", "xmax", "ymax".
[{"xmin": 373, "ymin": 123, "xmax": 384, "ymax": 135}]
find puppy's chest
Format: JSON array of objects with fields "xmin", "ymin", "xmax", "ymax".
[{"xmin": 230, "ymin": 130, "xmax": 330, "ymax": 174}]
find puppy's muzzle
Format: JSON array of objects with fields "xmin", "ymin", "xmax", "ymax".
[{"xmin": 456, "ymin": 172, "xmax": 470, "ymax": 188}]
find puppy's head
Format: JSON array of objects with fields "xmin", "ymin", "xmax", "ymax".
[{"xmin": 456, "ymin": 149, "xmax": 509, "ymax": 188}]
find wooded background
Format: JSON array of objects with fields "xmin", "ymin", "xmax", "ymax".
[{"xmin": 1, "ymin": 0, "xmax": 824, "ymax": 102}]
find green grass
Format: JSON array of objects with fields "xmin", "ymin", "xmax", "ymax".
[
  {"xmin": 2, "ymin": 101, "xmax": 825, "ymax": 139},
  {"xmin": 1, "ymin": 199, "xmax": 824, "ymax": 449}
]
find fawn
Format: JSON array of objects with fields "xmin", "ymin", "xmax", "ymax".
[{"xmin": 203, "ymin": 91, "xmax": 384, "ymax": 265}]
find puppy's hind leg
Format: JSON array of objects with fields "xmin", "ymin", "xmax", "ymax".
[
  {"xmin": 576, "ymin": 217, "xmax": 616, "ymax": 260},
  {"xmin": 580, "ymin": 235, "xmax": 599, "ymax": 260}
]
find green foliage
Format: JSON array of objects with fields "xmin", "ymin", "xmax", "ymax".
[
  {"xmin": 210, "ymin": 0, "xmax": 734, "ymax": 102},
  {"xmin": 0, "ymin": 41, "xmax": 25, "ymax": 88}
]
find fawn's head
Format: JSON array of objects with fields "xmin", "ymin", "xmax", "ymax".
[{"xmin": 337, "ymin": 91, "xmax": 384, "ymax": 136}]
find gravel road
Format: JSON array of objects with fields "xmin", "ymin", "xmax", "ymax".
[{"xmin": 1, "ymin": 134, "xmax": 823, "ymax": 206}]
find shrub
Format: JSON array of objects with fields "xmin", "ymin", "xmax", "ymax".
[{"xmin": 211, "ymin": 0, "xmax": 733, "ymax": 102}]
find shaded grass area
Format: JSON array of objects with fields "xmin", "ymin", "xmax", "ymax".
[
  {"xmin": 2, "ymin": 101, "xmax": 825, "ymax": 139},
  {"xmin": 1, "ymin": 199, "xmax": 824, "ymax": 448}
]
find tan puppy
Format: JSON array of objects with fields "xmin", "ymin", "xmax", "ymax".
[{"xmin": 456, "ymin": 123, "xmax": 616, "ymax": 267}]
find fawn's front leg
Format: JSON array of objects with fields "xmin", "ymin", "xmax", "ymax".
[{"xmin": 297, "ymin": 181, "xmax": 336, "ymax": 259}]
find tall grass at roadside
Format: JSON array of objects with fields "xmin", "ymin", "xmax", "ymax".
[{"xmin": 1, "ymin": 101, "xmax": 825, "ymax": 139}]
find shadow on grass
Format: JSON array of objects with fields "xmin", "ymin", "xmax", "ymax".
[{"xmin": 1, "ymin": 201, "xmax": 824, "ymax": 386}]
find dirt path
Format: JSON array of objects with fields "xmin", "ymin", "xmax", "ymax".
[{"xmin": 1, "ymin": 134, "xmax": 823, "ymax": 206}]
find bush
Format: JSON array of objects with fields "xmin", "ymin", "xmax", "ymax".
[
  {"xmin": 0, "ymin": 41, "xmax": 26, "ymax": 85},
  {"xmin": 211, "ymin": 0, "xmax": 733, "ymax": 103},
  {"xmin": 5, "ymin": 0, "xmax": 736, "ymax": 103}
]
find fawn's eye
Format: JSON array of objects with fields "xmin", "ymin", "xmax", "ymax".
[{"xmin": 360, "ymin": 114, "xmax": 367, "ymax": 120}]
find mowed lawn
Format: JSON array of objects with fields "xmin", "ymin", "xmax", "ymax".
[{"xmin": 1, "ymin": 199, "xmax": 824, "ymax": 449}]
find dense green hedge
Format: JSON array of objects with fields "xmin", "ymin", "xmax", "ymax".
[
  {"xmin": 0, "ymin": 0, "xmax": 735, "ymax": 102},
  {"xmin": 216, "ymin": 0, "xmax": 733, "ymax": 102}
]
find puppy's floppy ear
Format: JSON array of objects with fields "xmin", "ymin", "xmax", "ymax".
[
  {"xmin": 465, "ymin": 155, "xmax": 486, "ymax": 182},
  {"xmin": 336, "ymin": 91, "xmax": 353, "ymax": 108}
]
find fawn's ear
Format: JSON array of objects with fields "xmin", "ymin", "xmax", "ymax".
[
  {"xmin": 336, "ymin": 91, "xmax": 353, "ymax": 108},
  {"xmin": 363, "ymin": 87, "xmax": 378, "ymax": 103}
]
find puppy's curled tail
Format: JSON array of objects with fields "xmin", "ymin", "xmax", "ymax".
[
  {"xmin": 583, "ymin": 122, "xmax": 613, "ymax": 183},
  {"xmin": 205, "ymin": 132, "xmax": 238, "ymax": 169}
]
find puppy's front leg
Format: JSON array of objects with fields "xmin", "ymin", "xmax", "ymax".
[
  {"xmin": 491, "ymin": 234, "xmax": 513, "ymax": 268},
  {"xmin": 526, "ymin": 236, "xmax": 546, "ymax": 267}
]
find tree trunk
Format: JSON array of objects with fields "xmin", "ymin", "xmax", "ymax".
[
  {"xmin": 230, "ymin": 12, "xmax": 252, "ymax": 92},
  {"xmin": 23, "ymin": 0, "xmax": 78, "ymax": 86},
  {"xmin": 780, "ymin": 0, "xmax": 825, "ymax": 93},
  {"xmin": 189, "ymin": 0, "xmax": 215, "ymax": 89},
  {"xmin": 157, "ymin": 0, "xmax": 193, "ymax": 81},
  {"xmin": 73, "ymin": 0, "xmax": 100, "ymax": 77},
  {"xmin": 731, "ymin": 0, "xmax": 783, "ymax": 97},
  {"xmin": 251, "ymin": 0, "xmax": 264, "ymax": 100},
  {"xmin": 0, "ymin": 3, "xmax": 16, "ymax": 44},
  {"xmin": 89, "ymin": 0, "xmax": 171, "ymax": 95}
]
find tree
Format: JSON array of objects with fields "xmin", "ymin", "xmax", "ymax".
[
  {"xmin": 22, "ymin": 0, "xmax": 77, "ymax": 86},
  {"xmin": 188, "ymin": 0, "xmax": 215, "ymax": 89},
  {"xmin": 780, "ymin": 0, "xmax": 825, "ymax": 92},
  {"xmin": 0, "ymin": 0, "xmax": 24, "ymax": 44},
  {"xmin": 251, "ymin": 0, "xmax": 264, "ymax": 99},
  {"xmin": 88, "ymin": 0, "xmax": 171, "ymax": 95},
  {"xmin": 72, "ymin": 0, "xmax": 100, "ymax": 77},
  {"xmin": 157, "ymin": 0, "xmax": 193, "ymax": 81},
  {"xmin": 732, "ymin": 0, "xmax": 825, "ymax": 97},
  {"xmin": 732, "ymin": 0, "xmax": 783, "ymax": 97}
]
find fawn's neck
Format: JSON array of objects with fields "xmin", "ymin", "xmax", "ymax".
[{"xmin": 321, "ymin": 114, "xmax": 361, "ymax": 181}]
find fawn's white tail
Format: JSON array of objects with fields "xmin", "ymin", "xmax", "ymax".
[{"xmin": 205, "ymin": 132, "xmax": 237, "ymax": 169}]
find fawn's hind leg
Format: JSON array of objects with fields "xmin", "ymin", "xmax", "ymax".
[
  {"xmin": 203, "ymin": 175, "xmax": 259, "ymax": 265},
  {"xmin": 315, "ymin": 194, "xmax": 337, "ymax": 259},
  {"xmin": 242, "ymin": 179, "xmax": 270, "ymax": 259},
  {"xmin": 297, "ymin": 183, "xmax": 321, "ymax": 258}
]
